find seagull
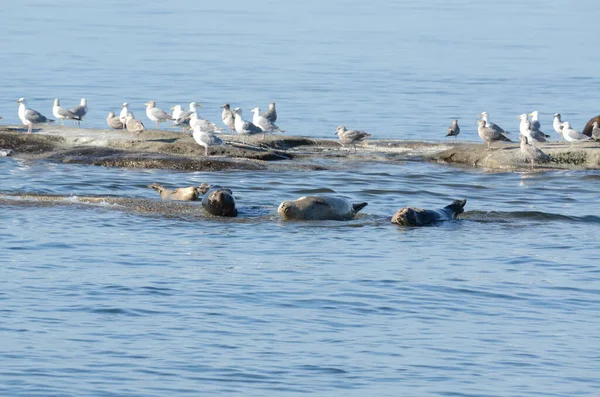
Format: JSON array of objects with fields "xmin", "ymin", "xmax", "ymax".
[
  {"xmin": 592, "ymin": 121, "xmax": 600, "ymax": 141},
  {"xmin": 52, "ymin": 98, "xmax": 81, "ymax": 125},
  {"xmin": 561, "ymin": 121, "xmax": 591, "ymax": 145},
  {"xmin": 221, "ymin": 104, "xmax": 235, "ymax": 133},
  {"xmin": 520, "ymin": 134, "xmax": 550, "ymax": 169},
  {"xmin": 125, "ymin": 113, "xmax": 145, "ymax": 140},
  {"xmin": 528, "ymin": 110, "xmax": 542, "ymax": 130},
  {"xmin": 171, "ymin": 104, "xmax": 184, "ymax": 124},
  {"xmin": 552, "ymin": 113, "xmax": 564, "ymax": 136},
  {"xmin": 517, "ymin": 114, "xmax": 549, "ymax": 143},
  {"xmin": 446, "ymin": 119, "xmax": 460, "ymax": 139},
  {"xmin": 188, "ymin": 112, "xmax": 222, "ymax": 134},
  {"xmin": 192, "ymin": 123, "xmax": 224, "ymax": 156},
  {"xmin": 69, "ymin": 98, "xmax": 88, "ymax": 127},
  {"xmin": 479, "ymin": 112, "xmax": 511, "ymax": 135},
  {"xmin": 106, "ymin": 111, "xmax": 124, "ymax": 130},
  {"xmin": 173, "ymin": 102, "xmax": 202, "ymax": 132},
  {"xmin": 477, "ymin": 119, "xmax": 511, "ymax": 150},
  {"xmin": 145, "ymin": 100, "xmax": 173, "ymax": 128},
  {"xmin": 233, "ymin": 108, "xmax": 262, "ymax": 143},
  {"xmin": 119, "ymin": 102, "xmax": 131, "ymax": 129},
  {"xmin": 250, "ymin": 107, "xmax": 285, "ymax": 139},
  {"xmin": 16, "ymin": 98, "xmax": 54, "ymax": 134},
  {"xmin": 262, "ymin": 102, "xmax": 277, "ymax": 123},
  {"xmin": 335, "ymin": 125, "xmax": 371, "ymax": 152}
]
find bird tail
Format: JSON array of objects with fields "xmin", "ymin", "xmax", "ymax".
[{"xmin": 501, "ymin": 134, "xmax": 512, "ymax": 142}]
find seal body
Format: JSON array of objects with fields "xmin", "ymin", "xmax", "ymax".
[
  {"xmin": 582, "ymin": 115, "xmax": 600, "ymax": 137},
  {"xmin": 278, "ymin": 196, "xmax": 368, "ymax": 221},
  {"xmin": 201, "ymin": 186, "xmax": 237, "ymax": 217},
  {"xmin": 149, "ymin": 183, "xmax": 202, "ymax": 201},
  {"xmin": 391, "ymin": 199, "xmax": 466, "ymax": 226}
]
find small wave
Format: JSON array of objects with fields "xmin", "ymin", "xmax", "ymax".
[{"xmin": 462, "ymin": 210, "xmax": 600, "ymax": 224}]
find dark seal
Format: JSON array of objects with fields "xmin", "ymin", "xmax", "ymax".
[
  {"xmin": 391, "ymin": 199, "xmax": 467, "ymax": 226},
  {"xmin": 200, "ymin": 184, "xmax": 237, "ymax": 217}
]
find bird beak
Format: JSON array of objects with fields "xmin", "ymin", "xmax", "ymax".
[
  {"xmin": 527, "ymin": 113, "xmax": 533, "ymax": 117},
  {"xmin": 196, "ymin": 104, "xmax": 203, "ymax": 108},
  {"xmin": 170, "ymin": 107, "xmax": 174, "ymax": 110},
  {"xmin": 516, "ymin": 116, "xmax": 521, "ymax": 119}
]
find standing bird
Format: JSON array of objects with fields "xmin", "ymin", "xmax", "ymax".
[
  {"xmin": 250, "ymin": 107, "xmax": 285, "ymax": 139},
  {"xmin": 520, "ymin": 135, "xmax": 550, "ymax": 169},
  {"xmin": 69, "ymin": 98, "xmax": 88, "ymax": 127},
  {"xmin": 119, "ymin": 102, "xmax": 131, "ymax": 129},
  {"xmin": 552, "ymin": 113, "xmax": 564, "ymax": 136},
  {"xmin": 221, "ymin": 104, "xmax": 235, "ymax": 133},
  {"xmin": 477, "ymin": 119, "xmax": 511, "ymax": 150},
  {"xmin": 188, "ymin": 112, "xmax": 222, "ymax": 134},
  {"xmin": 517, "ymin": 114, "xmax": 548, "ymax": 143},
  {"xmin": 591, "ymin": 121, "xmax": 600, "ymax": 141},
  {"xmin": 262, "ymin": 102, "xmax": 277, "ymax": 123},
  {"xmin": 233, "ymin": 108, "xmax": 262, "ymax": 143},
  {"xmin": 561, "ymin": 121, "xmax": 591, "ymax": 146},
  {"xmin": 16, "ymin": 98, "xmax": 54, "ymax": 134},
  {"xmin": 335, "ymin": 125, "xmax": 372, "ymax": 152},
  {"xmin": 125, "ymin": 113, "xmax": 145, "ymax": 140},
  {"xmin": 192, "ymin": 123, "xmax": 225, "ymax": 156},
  {"xmin": 52, "ymin": 98, "xmax": 81, "ymax": 125},
  {"xmin": 528, "ymin": 110, "xmax": 542, "ymax": 130},
  {"xmin": 144, "ymin": 100, "xmax": 173, "ymax": 128},
  {"xmin": 173, "ymin": 102, "xmax": 202, "ymax": 132},
  {"xmin": 106, "ymin": 111, "xmax": 125, "ymax": 130},
  {"xmin": 446, "ymin": 119, "xmax": 460, "ymax": 139},
  {"xmin": 479, "ymin": 112, "xmax": 511, "ymax": 136},
  {"xmin": 171, "ymin": 104, "xmax": 184, "ymax": 124}
]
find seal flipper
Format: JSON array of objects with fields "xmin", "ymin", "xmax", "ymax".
[
  {"xmin": 352, "ymin": 202, "xmax": 368, "ymax": 214},
  {"xmin": 444, "ymin": 199, "xmax": 467, "ymax": 218}
]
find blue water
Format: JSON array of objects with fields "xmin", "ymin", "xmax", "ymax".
[{"xmin": 2, "ymin": 1, "xmax": 600, "ymax": 396}]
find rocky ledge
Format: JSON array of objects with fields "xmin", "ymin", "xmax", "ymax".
[{"xmin": 1, "ymin": 125, "xmax": 599, "ymax": 172}]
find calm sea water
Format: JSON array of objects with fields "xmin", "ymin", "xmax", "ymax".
[{"xmin": 2, "ymin": 1, "xmax": 600, "ymax": 396}]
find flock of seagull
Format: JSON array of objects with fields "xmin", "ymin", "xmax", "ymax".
[
  {"xmin": 11, "ymin": 97, "xmax": 376, "ymax": 155},
  {"xmin": 445, "ymin": 111, "xmax": 600, "ymax": 166},
  {"xmin": 9, "ymin": 98, "xmax": 600, "ymax": 163}
]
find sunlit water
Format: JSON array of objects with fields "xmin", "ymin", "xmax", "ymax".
[{"xmin": 2, "ymin": 1, "xmax": 600, "ymax": 396}]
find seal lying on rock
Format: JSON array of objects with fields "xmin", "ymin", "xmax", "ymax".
[
  {"xmin": 278, "ymin": 196, "xmax": 368, "ymax": 221},
  {"xmin": 199, "ymin": 184, "xmax": 237, "ymax": 217},
  {"xmin": 148, "ymin": 183, "xmax": 203, "ymax": 201},
  {"xmin": 391, "ymin": 199, "xmax": 467, "ymax": 226}
]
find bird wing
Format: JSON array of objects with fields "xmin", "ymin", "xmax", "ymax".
[
  {"xmin": 150, "ymin": 108, "xmax": 173, "ymax": 120},
  {"xmin": 262, "ymin": 109, "xmax": 277, "ymax": 123},
  {"xmin": 69, "ymin": 105, "xmax": 87, "ymax": 117},
  {"xmin": 56, "ymin": 107, "xmax": 80, "ymax": 119},
  {"xmin": 25, "ymin": 108, "xmax": 50, "ymax": 123}
]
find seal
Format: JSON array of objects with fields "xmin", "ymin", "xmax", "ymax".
[
  {"xmin": 391, "ymin": 199, "xmax": 467, "ymax": 226},
  {"xmin": 148, "ymin": 183, "xmax": 202, "ymax": 201},
  {"xmin": 582, "ymin": 115, "xmax": 600, "ymax": 137},
  {"xmin": 200, "ymin": 185, "xmax": 238, "ymax": 217},
  {"xmin": 278, "ymin": 196, "xmax": 368, "ymax": 221}
]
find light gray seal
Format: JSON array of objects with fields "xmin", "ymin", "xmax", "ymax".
[
  {"xmin": 200, "ymin": 184, "xmax": 237, "ymax": 217},
  {"xmin": 391, "ymin": 199, "xmax": 466, "ymax": 226},
  {"xmin": 148, "ymin": 183, "xmax": 203, "ymax": 201},
  {"xmin": 278, "ymin": 196, "xmax": 368, "ymax": 221}
]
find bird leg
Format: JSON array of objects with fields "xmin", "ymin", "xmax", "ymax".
[
  {"xmin": 27, "ymin": 124, "xmax": 32, "ymax": 134},
  {"xmin": 204, "ymin": 147, "xmax": 208, "ymax": 156}
]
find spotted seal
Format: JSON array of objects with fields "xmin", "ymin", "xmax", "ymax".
[
  {"xmin": 148, "ymin": 183, "xmax": 202, "ymax": 201},
  {"xmin": 200, "ymin": 184, "xmax": 237, "ymax": 217},
  {"xmin": 278, "ymin": 196, "xmax": 368, "ymax": 221},
  {"xmin": 391, "ymin": 199, "xmax": 467, "ymax": 226}
]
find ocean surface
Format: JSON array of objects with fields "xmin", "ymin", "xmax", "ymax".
[{"xmin": 2, "ymin": 1, "xmax": 600, "ymax": 396}]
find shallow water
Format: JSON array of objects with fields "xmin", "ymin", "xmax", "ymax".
[{"xmin": 2, "ymin": 1, "xmax": 600, "ymax": 396}]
